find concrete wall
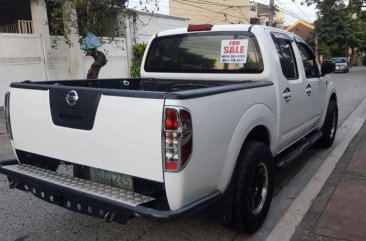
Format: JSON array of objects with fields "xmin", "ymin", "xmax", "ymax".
[
  {"xmin": 123, "ymin": 11, "xmax": 189, "ymax": 75},
  {"xmin": 83, "ymin": 38, "xmax": 129, "ymax": 79},
  {"xmin": 51, "ymin": 36, "xmax": 129, "ymax": 80},
  {"xmin": 134, "ymin": 12, "xmax": 189, "ymax": 43},
  {"xmin": 0, "ymin": 33, "xmax": 47, "ymax": 106},
  {"xmin": 0, "ymin": 9, "xmax": 188, "ymax": 106}
]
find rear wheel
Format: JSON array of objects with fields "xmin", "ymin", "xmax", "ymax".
[
  {"xmin": 317, "ymin": 100, "xmax": 338, "ymax": 148},
  {"xmin": 230, "ymin": 141, "xmax": 274, "ymax": 233}
]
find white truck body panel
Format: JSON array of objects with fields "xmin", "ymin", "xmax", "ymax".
[
  {"xmin": 10, "ymin": 88, "xmax": 165, "ymax": 182},
  {"xmin": 3, "ymin": 24, "xmax": 336, "ymax": 216},
  {"xmin": 164, "ymin": 85, "xmax": 276, "ymax": 209}
]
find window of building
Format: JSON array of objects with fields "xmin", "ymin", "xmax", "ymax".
[{"xmin": 250, "ymin": 18, "xmax": 260, "ymax": 24}]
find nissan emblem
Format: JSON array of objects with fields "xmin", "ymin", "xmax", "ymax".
[{"xmin": 66, "ymin": 90, "xmax": 79, "ymax": 106}]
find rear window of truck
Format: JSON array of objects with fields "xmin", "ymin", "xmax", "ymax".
[{"xmin": 145, "ymin": 31, "xmax": 264, "ymax": 73}]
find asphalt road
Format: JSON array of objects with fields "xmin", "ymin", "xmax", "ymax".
[{"xmin": 1, "ymin": 67, "xmax": 366, "ymax": 241}]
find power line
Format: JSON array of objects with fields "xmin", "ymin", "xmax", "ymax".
[
  {"xmin": 256, "ymin": 0, "xmax": 313, "ymax": 22},
  {"xmin": 172, "ymin": 0, "xmax": 246, "ymax": 21},
  {"xmin": 292, "ymin": 0, "xmax": 312, "ymax": 22},
  {"xmin": 231, "ymin": 5, "xmax": 250, "ymax": 23},
  {"xmin": 127, "ymin": 0, "xmax": 246, "ymax": 9},
  {"xmin": 128, "ymin": 0, "xmax": 313, "ymax": 26},
  {"xmin": 129, "ymin": 4, "xmax": 240, "ymax": 26},
  {"xmin": 129, "ymin": 1, "xmax": 249, "ymax": 11},
  {"xmin": 272, "ymin": 0, "xmax": 311, "ymax": 22},
  {"xmin": 274, "ymin": 0, "xmax": 314, "ymax": 22}
]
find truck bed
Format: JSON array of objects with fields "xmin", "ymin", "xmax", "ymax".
[
  {"xmin": 11, "ymin": 78, "xmax": 272, "ymax": 100},
  {"xmin": 19, "ymin": 78, "xmax": 238, "ymax": 92},
  {"xmin": 7, "ymin": 78, "xmax": 273, "ymax": 182}
]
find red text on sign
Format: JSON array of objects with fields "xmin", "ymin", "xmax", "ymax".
[{"xmin": 223, "ymin": 46, "xmax": 245, "ymax": 54}]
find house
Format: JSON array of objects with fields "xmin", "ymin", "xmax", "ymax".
[
  {"xmin": 0, "ymin": 0, "xmax": 188, "ymax": 106},
  {"xmin": 254, "ymin": 3, "xmax": 284, "ymax": 29},
  {"xmin": 169, "ymin": 0, "xmax": 284, "ymax": 28},
  {"xmin": 285, "ymin": 19, "xmax": 315, "ymax": 41}
]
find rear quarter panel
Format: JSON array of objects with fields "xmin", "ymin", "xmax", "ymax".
[{"xmin": 164, "ymin": 85, "xmax": 277, "ymax": 209}]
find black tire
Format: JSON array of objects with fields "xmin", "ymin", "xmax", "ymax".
[
  {"xmin": 317, "ymin": 100, "xmax": 338, "ymax": 148},
  {"xmin": 231, "ymin": 141, "xmax": 274, "ymax": 233}
]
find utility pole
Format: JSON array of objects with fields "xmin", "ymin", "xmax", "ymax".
[
  {"xmin": 268, "ymin": 0, "xmax": 275, "ymax": 27},
  {"xmin": 314, "ymin": 33, "xmax": 319, "ymax": 61}
]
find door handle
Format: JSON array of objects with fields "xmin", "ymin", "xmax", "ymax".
[
  {"xmin": 306, "ymin": 84, "xmax": 312, "ymax": 96},
  {"xmin": 283, "ymin": 87, "xmax": 291, "ymax": 102}
]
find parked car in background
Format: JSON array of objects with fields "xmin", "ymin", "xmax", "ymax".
[
  {"xmin": 332, "ymin": 57, "xmax": 349, "ymax": 73},
  {"xmin": 322, "ymin": 60, "xmax": 335, "ymax": 73}
]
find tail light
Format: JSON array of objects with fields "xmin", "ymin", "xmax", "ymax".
[
  {"xmin": 4, "ymin": 92, "xmax": 13, "ymax": 140},
  {"xmin": 163, "ymin": 107, "xmax": 192, "ymax": 172}
]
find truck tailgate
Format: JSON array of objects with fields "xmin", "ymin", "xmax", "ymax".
[{"xmin": 9, "ymin": 87, "xmax": 165, "ymax": 182}]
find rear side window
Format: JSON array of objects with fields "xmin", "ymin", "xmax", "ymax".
[
  {"xmin": 272, "ymin": 35, "xmax": 298, "ymax": 80},
  {"xmin": 145, "ymin": 31, "xmax": 264, "ymax": 73},
  {"xmin": 296, "ymin": 43, "xmax": 320, "ymax": 78}
]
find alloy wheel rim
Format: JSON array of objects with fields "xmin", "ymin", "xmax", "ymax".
[
  {"xmin": 330, "ymin": 112, "xmax": 336, "ymax": 139},
  {"xmin": 248, "ymin": 163, "xmax": 269, "ymax": 215}
]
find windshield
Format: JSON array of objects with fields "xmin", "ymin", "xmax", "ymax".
[
  {"xmin": 144, "ymin": 31, "xmax": 264, "ymax": 73},
  {"xmin": 332, "ymin": 58, "xmax": 347, "ymax": 63}
]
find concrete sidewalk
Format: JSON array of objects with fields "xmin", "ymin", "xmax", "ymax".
[
  {"xmin": 0, "ymin": 109, "xmax": 15, "ymax": 161},
  {"xmin": 291, "ymin": 121, "xmax": 366, "ymax": 241},
  {"xmin": 0, "ymin": 108, "xmax": 6, "ymax": 135}
]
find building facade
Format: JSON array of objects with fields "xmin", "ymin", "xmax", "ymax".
[
  {"xmin": 169, "ymin": 0, "xmax": 284, "ymax": 28},
  {"xmin": 285, "ymin": 20, "xmax": 315, "ymax": 41},
  {"xmin": 254, "ymin": 3, "xmax": 284, "ymax": 29}
]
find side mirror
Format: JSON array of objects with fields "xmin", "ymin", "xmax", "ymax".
[{"xmin": 321, "ymin": 62, "xmax": 335, "ymax": 75}]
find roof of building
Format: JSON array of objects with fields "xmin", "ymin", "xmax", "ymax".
[{"xmin": 286, "ymin": 19, "xmax": 315, "ymax": 31}]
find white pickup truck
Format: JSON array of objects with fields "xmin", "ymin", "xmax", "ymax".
[{"xmin": 1, "ymin": 24, "xmax": 337, "ymax": 233}]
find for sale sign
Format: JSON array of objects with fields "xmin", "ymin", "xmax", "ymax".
[{"xmin": 220, "ymin": 39, "xmax": 249, "ymax": 64}]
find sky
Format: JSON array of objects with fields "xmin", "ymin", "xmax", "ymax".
[
  {"xmin": 269, "ymin": 0, "xmax": 318, "ymax": 25},
  {"xmin": 126, "ymin": 0, "xmax": 318, "ymax": 25}
]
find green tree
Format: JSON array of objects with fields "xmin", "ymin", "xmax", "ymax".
[
  {"xmin": 130, "ymin": 43, "xmax": 147, "ymax": 77},
  {"xmin": 315, "ymin": 11, "xmax": 362, "ymax": 56},
  {"xmin": 46, "ymin": 0, "xmax": 135, "ymax": 44},
  {"xmin": 46, "ymin": 0, "xmax": 161, "ymax": 40},
  {"xmin": 45, "ymin": 0, "xmax": 159, "ymax": 78},
  {"xmin": 306, "ymin": 0, "xmax": 366, "ymax": 58}
]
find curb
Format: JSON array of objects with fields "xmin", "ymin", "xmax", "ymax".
[{"xmin": 265, "ymin": 97, "xmax": 366, "ymax": 241}]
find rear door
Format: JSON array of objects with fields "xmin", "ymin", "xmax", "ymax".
[
  {"xmin": 295, "ymin": 41, "xmax": 324, "ymax": 120},
  {"xmin": 9, "ymin": 86, "xmax": 165, "ymax": 182}
]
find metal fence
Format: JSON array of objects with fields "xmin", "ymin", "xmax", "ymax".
[{"xmin": 1, "ymin": 20, "xmax": 33, "ymax": 34}]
